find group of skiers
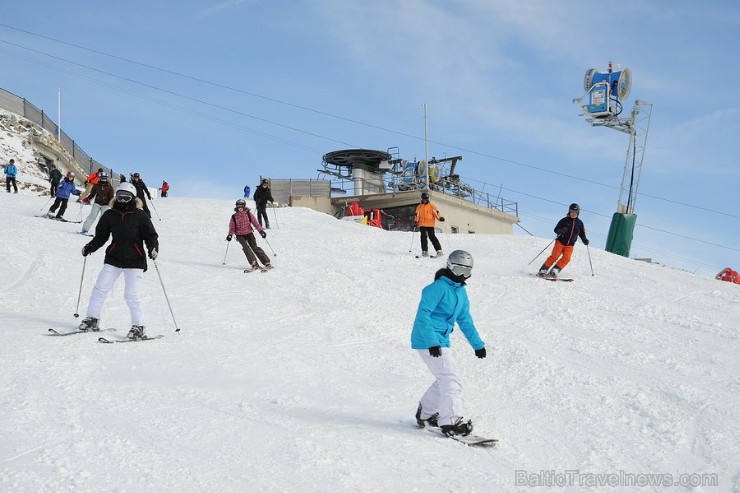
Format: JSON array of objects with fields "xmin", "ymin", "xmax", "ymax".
[
  {"xmin": 411, "ymin": 193, "xmax": 589, "ymax": 437},
  {"xmin": 73, "ymin": 177, "xmax": 275, "ymax": 340}
]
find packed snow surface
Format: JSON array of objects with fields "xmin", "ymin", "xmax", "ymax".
[{"xmin": 1, "ymin": 192, "xmax": 738, "ymax": 492}]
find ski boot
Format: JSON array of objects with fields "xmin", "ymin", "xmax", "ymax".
[
  {"xmin": 263, "ymin": 264, "xmax": 273, "ymax": 270},
  {"xmin": 127, "ymin": 325, "xmax": 146, "ymax": 340},
  {"xmin": 415, "ymin": 403, "xmax": 439, "ymax": 428},
  {"xmin": 78, "ymin": 317, "xmax": 99, "ymax": 332},
  {"xmin": 436, "ymin": 250, "xmax": 443, "ymax": 256},
  {"xmin": 547, "ymin": 267, "xmax": 560, "ymax": 280},
  {"xmin": 250, "ymin": 263, "xmax": 261, "ymax": 272},
  {"xmin": 440, "ymin": 417, "xmax": 473, "ymax": 437},
  {"xmin": 421, "ymin": 251, "xmax": 429, "ymax": 257}
]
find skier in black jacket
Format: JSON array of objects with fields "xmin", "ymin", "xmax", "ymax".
[
  {"xmin": 49, "ymin": 166, "xmax": 63, "ymax": 197},
  {"xmin": 131, "ymin": 172, "xmax": 153, "ymax": 218},
  {"xmin": 537, "ymin": 203, "xmax": 589, "ymax": 279},
  {"xmin": 253, "ymin": 178, "xmax": 274, "ymax": 228},
  {"xmin": 78, "ymin": 182, "xmax": 159, "ymax": 339}
]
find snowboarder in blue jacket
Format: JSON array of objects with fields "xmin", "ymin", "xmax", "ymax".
[
  {"xmin": 411, "ymin": 250, "xmax": 486, "ymax": 437},
  {"xmin": 46, "ymin": 172, "xmax": 80, "ymax": 219}
]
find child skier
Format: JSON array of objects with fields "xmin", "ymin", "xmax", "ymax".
[
  {"xmin": 537, "ymin": 203, "xmax": 590, "ymax": 279},
  {"xmin": 226, "ymin": 199, "xmax": 272, "ymax": 271},
  {"xmin": 414, "ymin": 191, "xmax": 445, "ymax": 257},
  {"xmin": 78, "ymin": 182, "xmax": 159, "ymax": 339},
  {"xmin": 46, "ymin": 172, "xmax": 80, "ymax": 219},
  {"xmin": 411, "ymin": 250, "xmax": 486, "ymax": 437}
]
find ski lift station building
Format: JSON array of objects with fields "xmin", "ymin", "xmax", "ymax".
[{"xmin": 270, "ymin": 149, "xmax": 519, "ymax": 234}]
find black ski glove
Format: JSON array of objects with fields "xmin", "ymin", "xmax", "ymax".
[
  {"xmin": 438, "ymin": 217, "xmax": 445, "ymax": 222},
  {"xmin": 428, "ymin": 346, "xmax": 442, "ymax": 357},
  {"xmin": 557, "ymin": 227, "xmax": 568, "ymax": 236},
  {"xmin": 475, "ymin": 347, "xmax": 487, "ymax": 359},
  {"xmin": 148, "ymin": 248, "xmax": 158, "ymax": 260},
  {"xmin": 583, "ymin": 238, "xmax": 589, "ymax": 246},
  {"xmin": 260, "ymin": 231, "xmax": 267, "ymax": 239},
  {"xmin": 81, "ymin": 244, "xmax": 92, "ymax": 257},
  {"xmin": 226, "ymin": 235, "xmax": 232, "ymax": 242}
]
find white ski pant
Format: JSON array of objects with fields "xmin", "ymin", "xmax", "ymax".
[
  {"xmin": 82, "ymin": 203, "xmax": 110, "ymax": 232},
  {"xmin": 86, "ymin": 264, "xmax": 145, "ymax": 326},
  {"xmin": 417, "ymin": 348, "xmax": 465, "ymax": 427}
]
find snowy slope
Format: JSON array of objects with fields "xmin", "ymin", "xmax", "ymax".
[{"xmin": 0, "ymin": 192, "xmax": 738, "ymax": 492}]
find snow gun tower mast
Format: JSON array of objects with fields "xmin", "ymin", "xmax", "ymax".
[{"xmin": 573, "ymin": 61, "xmax": 653, "ymax": 257}]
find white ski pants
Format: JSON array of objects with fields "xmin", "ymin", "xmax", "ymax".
[
  {"xmin": 86, "ymin": 264, "xmax": 145, "ymax": 326},
  {"xmin": 417, "ymin": 348, "xmax": 465, "ymax": 427},
  {"xmin": 82, "ymin": 203, "xmax": 110, "ymax": 232}
]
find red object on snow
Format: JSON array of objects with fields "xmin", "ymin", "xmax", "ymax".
[
  {"xmin": 367, "ymin": 209, "xmax": 384, "ymax": 228},
  {"xmin": 715, "ymin": 268, "xmax": 740, "ymax": 284},
  {"xmin": 344, "ymin": 202, "xmax": 364, "ymax": 217}
]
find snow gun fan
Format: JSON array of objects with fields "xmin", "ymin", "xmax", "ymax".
[{"xmin": 579, "ymin": 62, "xmax": 632, "ymax": 119}]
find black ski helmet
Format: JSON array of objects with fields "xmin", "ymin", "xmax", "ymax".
[
  {"xmin": 421, "ymin": 192, "xmax": 430, "ymax": 200},
  {"xmin": 235, "ymin": 199, "xmax": 247, "ymax": 207},
  {"xmin": 569, "ymin": 203, "xmax": 580, "ymax": 212}
]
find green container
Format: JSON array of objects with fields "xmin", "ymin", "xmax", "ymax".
[{"xmin": 605, "ymin": 213, "xmax": 637, "ymax": 257}]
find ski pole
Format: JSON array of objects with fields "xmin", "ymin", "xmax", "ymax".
[
  {"xmin": 409, "ymin": 227, "xmax": 416, "ymax": 252},
  {"xmin": 528, "ymin": 239, "xmax": 555, "ymax": 265},
  {"xmin": 152, "ymin": 259, "xmax": 180, "ymax": 332},
  {"xmin": 39, "ymin": 196, "xmax": 53, "ymax": 212},
  {"xmin": 74, "ymin": 256, "xmax": 87, "ymax": 318},
  {"xmin": 271, "ymin": 203, "xmax": 279, "ymax": 229},
  {"xmin": 263, "ymin": 236, "xmax": 276, "ymax": 256},
  {"xmin": 149, "ymin": 199, "xmax": 162, "ymax": 221},
  {"xmin": 587, "ymin": 244, "xmax": 595, "ymax": 276},
  {"xmin": 222, "ymin": 240, "xmax": 230, "ymax": 265}
]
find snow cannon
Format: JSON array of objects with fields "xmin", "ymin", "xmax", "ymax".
[{"xmin": 581, "ymin": 62, "xmax": 632, "ymax": 118}]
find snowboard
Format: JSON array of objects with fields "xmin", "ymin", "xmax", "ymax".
[{"xmin": 418, "ymin": 423, "xmax": 497, "ymax": 447}]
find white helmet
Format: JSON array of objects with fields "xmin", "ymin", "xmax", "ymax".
[
  {"xmin": 446, "ymin": 250, "xmax": 473, "ymax": 278},
  {"xmin": 115, "ymin": 182, "xmax": 137, "ymax": 202}
]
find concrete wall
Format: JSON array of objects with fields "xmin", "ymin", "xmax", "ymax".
[{"xmin": 290, "ymin": 195, "xmax": 333, "ymax": 214}]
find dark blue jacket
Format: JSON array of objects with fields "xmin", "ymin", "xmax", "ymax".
[{"xmin": 554, "ymin": 216, "xmax": 588, "ymax": 246}]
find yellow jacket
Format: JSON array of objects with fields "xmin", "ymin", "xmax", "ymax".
[{"xmin": 415, "ymin": 202, "xmax": 442, "ymax": 227}]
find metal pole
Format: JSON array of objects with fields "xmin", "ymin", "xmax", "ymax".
[
  {"xmin": 263, "ymin": 237, "xmax": 276, "ymax": 256},
  {"xmin": 222, "ymin": 241, "xmax": 230, "ymax": 265},
  {"xmin": 528, "ymin": 239, "xmax": 555, "ymax": 266},
  {"xmin": 587, "ymin": 245, "xmax": 595, "ymax": 276},
  {"xmin": 39, "ymin": 196, "xmax": 53, "ymax": 212},
  {"xmin": 148, "ymin": 199, "xmax": 162, "ymax": 221},
  {"xmin": 271, "ymin": 204, "xmax": 279, "ymax": 229},
  {"xmin": 423, "ymin": 103, "xmax": 429, "ymax": 190},
  {"xmin": 152, "ymin": 259, "xmax": 180, "ymax": 332},
  {"xmin": 409, "ymin": 228, "xmax": 416, "ymax": 253},
  {"xmin": 73, "ymin": 257, "xmax": 87, "ymax": 318}
]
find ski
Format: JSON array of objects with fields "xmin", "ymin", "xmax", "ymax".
[
  {"xmin": 243, "ymin": 267, "xmax": 270, "ymax": 273},
  {"xmin": 415, "ymin": 255, "xmax": 438, "ymax": 259},
  {"xmin": 419, "ymin": 424, "xmax": 497, "ymax": 447},
  {"xmin": 530, "ymin": 274, "xmax": 574, "ymax": 282},
  {"xmin": 48, "ymin": 327, "xmax": 116, "ymax": 336},
  {"xmin": 98, "ymin": 334, "xmax": 164, "ymax": 344}
]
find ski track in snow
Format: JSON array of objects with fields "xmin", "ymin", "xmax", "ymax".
[{"xmin": 0, "ymin": 192, "xmax": 738, "ymax": 492}]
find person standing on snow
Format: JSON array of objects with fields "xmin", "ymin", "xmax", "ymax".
[
  {"xmin": 412, "ymin": 250, "xmax": 486, "ymax": 437},
  {"xmin": 414, "ymin": 191, "xmax": 445, "ymax": 257},
  {"xmin": 253, "ymin": 179, "xmax": 273, "ymax": 228},
  {"xmin": 226, "ymin": 199, "xmax": 272, "ymax": 271},
  {"xmin": 80, "ymin": 172, "xmax": 114, "ymax": 234},
  {"xmin": 537, "ymin": 203, "xmax": 590, "ymax": 279},
  {"xmin": 160, "ymin": 180, "xmax": 169, "ymax": 198},
  {"xmin": 49, "ymin": 166, "xmax": 63, "ymax": 197},
  {"xmin": 82, "ymin": 168, "xmax": 103, "ymax": 202},
  {"xmin": 130, "ymin": 172, "xmax": 153, "ymax": 218},
  {"xmin": 4, "ymin": 158, "xmax": 18, "ymax": 193},
  {"xmin": 78, "ymin": 182, "xmax": 159, "ymax": 340},
  {"xmin": 46, "ymin": 172, "xmax": 80, "ymax": 219}
]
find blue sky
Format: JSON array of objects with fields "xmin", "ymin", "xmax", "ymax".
[{"xmin": 1, "ymin": 1, "xmax": 738, "ymax": 276}]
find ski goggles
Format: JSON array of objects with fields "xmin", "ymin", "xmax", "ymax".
[
  {"xmin": 448, "ymin": 262, "xmax": 472, "ymax": 279},
  {"xmin": 115, "ymin": 191, "xmax": 135, "ymax": 203}
]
